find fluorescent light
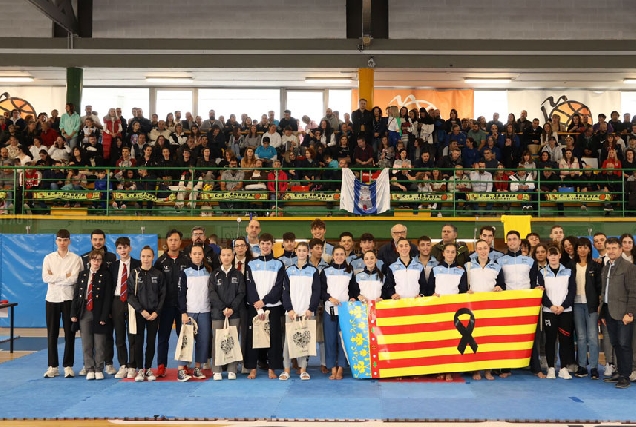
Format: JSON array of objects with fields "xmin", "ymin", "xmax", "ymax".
[
  {"xmin": 624, "ymin": 79, "xmax": 636, "ymax": 84},
  {"xmin": 464, "ymin": 78, "xmax": 512, "ymax": 84},
  {"xmin": 305, "ymin": 77, "xmax": 353, "ymax": 84},
  {"xmin": 0, "ymin": 76, "xmax": 34, "ymax": 83},
  {"xmin": 145, "ymin": 77, "xmax": 193, "ymax": 84}
]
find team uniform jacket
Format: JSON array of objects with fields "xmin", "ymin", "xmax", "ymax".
[
  {"xmin": 278, "ymin": 250, "xmax": 298, "ymax": 269},
  {"xmin": 154, "ymin": 251, "xmax": 190, "ymax": 307},
  {"xmin": 177, "ymin": 263, "xmax": 211, "ymax": 315},
  {"xmin": 350, "ymin": 255, "xmax": 384, "ymax": 275},
  {"xmin": 208, "ymin": 266, "xmax": 246, "ymax": 321},
  {"xmin": 469, "ymin": 248, "xmax": 504, "ymax": 263},
  {"xmin": 127, "ymin": 267, "xmax": 166, "ymax": 315},
  {"xmin": 466, "ymin": 258, "xmax": 505, "ymax": 293},
  {"xmin": 283, "ymin": 263, "xmax": 321, "ymax": 314},
  {"xmin": 350, "ymin": 268, "xmax": 384, "ymax": 301},
  {"xmin": 184, "ymin": 244, "xmax": 220, "ymax": 270},
  {"xmin": 497, "ymin": 250, "xmax": 537, "ymax": 290},
  {"xmin": 419, "ymin": 256, "xmax": 439, "ymax": 282},
  {"xmin": 383, "ymin": 257, "xmax": 427, "ymax": 299},
  {"xmin": 71, "ymin": 267, "xmax": 113, "ymax": 334},
  {"xmin": 245, "ymin": 254, "xmax": 286, "ymax": 309},
  {"xmin": 320, "ymin": 262, "xmax": 353, "ymax": 316},
  {"xmin": 537, "ymin": 264, "xmax": 576, "ymax": 313},
  {"xmin": 426, "ymin": 261, "xmax": 468, "ymax": 296}
]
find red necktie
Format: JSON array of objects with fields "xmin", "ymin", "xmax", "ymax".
[
  {"xmin": 86, "ymin": 273, "xmax": 94, "ymax": 311},
  {"xmin": 237, "ymin": 260, "xmax": 242, "ymax": 271},
  {"xmin": 120, "ymin": 263, "xmax": 128, "ymax": 302}
]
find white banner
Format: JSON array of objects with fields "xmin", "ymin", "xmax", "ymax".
[{"xmin": 507, "ymin": 91, "xmax": 621, "ymax": 127}]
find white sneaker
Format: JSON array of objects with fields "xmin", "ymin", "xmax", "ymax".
[
  {"xmin": 135, "ymin": 370, "xmax": 145, "ymax": 382},
  {"xmin": 79, "ymin": 366, "xmax": 87, "ymax": 376},
  {"xmin": 115, "ymin": 366, "xmax": 127, "ymax": 379},
  {"xmin": 43, "ymin": 366, "xmax": 59, "ymax": 378},
  {"xmin": 605, "ymin": 364, "xmax": 614, "ymax": 377},
  {"xmin": 228, "ymin": 372, "xmax": 236, "ymax": 380},
  {"xmin": 127, "ymin": 368, "xmax": 136, "ymax": 379},
  {"xmin": 105, "ymin": 364, "xmax": 117, "ymax": 375},
  {"xmin": 64, "ymin": 366, "xmax": 75, "ymax": 378},
  {"xmin": 86, "ymin": 371, "xmax": 95, "ymax": 381},
  {"xmin": 213, "ymin": 372, "xmax": 222, "ymax": 381},
  {"xmin": 629, "ymin": 371, "xmax": 636, "ymax": 382},
  {"xmin": 95, "ymin": 371, "xmax": 104, "ymax": 380},
  {"xmin": 546, "ymin": 367, "xmax": 556, "ymax": 379},
  {"xmin": 558, "ymin": 367, "xmax": 572, "ymax": 379},
  {"xmin": 145, "ymin": 369, "xmax": 156, "ymax": 381}
]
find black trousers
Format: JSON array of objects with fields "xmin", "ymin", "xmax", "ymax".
[
  {"xmin": 46, "ymin": 300, "xmax": 76, "ymax": 368},
  {"xmin": 543, "ymin": 311, "xmax": 574, "ymax": 368},
  {"xmin": 111, "ymin": 297, "xmax": 136, "ymax": 367},
  {"xmin": 606, "ymin": 315, "xmax": 634, "ymax": 379},
  {"xmin": 244, "ymin": 305, "xmax": 283, "ymax": 371},
  {"xmin": 133, "ymin": 313, "xmax": 159, "ymax": 370},
  {"xmin": 157, "ymin": 304, "xmax": 181, "ymax": 367}
]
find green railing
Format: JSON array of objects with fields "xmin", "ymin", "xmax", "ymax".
[{"xmin": 0, "ymin": 165, "xmax": 629, "ymax": 217}]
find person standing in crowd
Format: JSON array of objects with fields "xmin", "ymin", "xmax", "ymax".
[
  {"xmin": 42, "ymin": 229, "xmax": 83, "ymax": 378},
  {"xmin": 377, "ymin": 223, "xmax": 418, "ymax": 268},
  {"xmin": 431, "ymin": 224, "xmax": 470, "ymax": 267},
  {"xmin": 127, "ymin": 246, "xmax": 165, "ymax": 382},
  {"xmin": 321, "ymin": 245, "xmax": 353, "ymax": 380},
  {"xmin": 470, "ymin": 226, "xmax": 503, "ymax": 262},
  {"xmin": 232, "ymin": 236, "xmax": 252, "ymax": 374},
  {"xmin": 279, "ymin": 232, "xmax": 298, "ymax": 268},
  {"xmin": 246, "ymin": 219, "xmax": 262, "ymax": 257},
  {"xmin": 109, "ymin": 237, "xmax": 141, "ymax": 379},
  {"xmin": 352, "ymin": 98, "xmax": 373, "ymax": 144},
  {"xmin": 71, "ymin": 250, "xmax": 113, "ymax": 381},
  {"xmin": 350, "ymin": 233, "xmax": 383, "ymax": 275},
  {"xmin": 537, "ymin": 245, "xmax": 576, "ymax": 380},
  {"xmin": 154, "ymin": 229, "xmax": 190, "ymax": 378},
  {"xmin": 416, "ymin": 235, "xmax": 439, "ymax": 281},
  {"xmin": 176, "ymin": 245, "xmax": 212, "ymax": 382},
  {"xmin": 210, "ymin": 247, "xmax": 246, "ymax": 381},
  {"xmin": 60, "ymin": 103, "xmax": 80, "ymax": 149},
  {"xmin": 244, "ymin": 233, "xmax": 286, "ymax": 379},
  {"xmin": 350, "ymin": 250, "xmax": 384, "ymax": 303},
  {"xmin": 184, "ymin": 226, "xmax": 220, "ymax": 270},
  {"xmin": 280, "ymin": 241, "xmax": 321, "ymax": 381},
  {"xmin": 382, "ymin": 237, "xmax": 427, "ymax": 300},
  {"xmin": 572, "ymin": 238, "xmax": 602, "ymax": 380},
  {"xmin": 310, "ymin": 218, "xmax": 334, "ymax": 263},
  {"xmin": 600, "ymin": 237, "xmax": 636, "ymax": 389}
]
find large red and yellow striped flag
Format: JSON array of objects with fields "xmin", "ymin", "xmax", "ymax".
[{"xmin": 339, "ymin": 289, "xmax": 543, "ymax": 379}]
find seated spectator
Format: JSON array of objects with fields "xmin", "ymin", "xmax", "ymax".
[
  {"xmin": 267, "ymin": 159, "xmax": 288, "ymax": 216},
  {"xmin": 623, "ymin": 148, "xmax": 636, "ymax": 178},
  {"xmin": 447, "ymin": 164, "xmax": 471, "ymax": 210},
  {"xmin": 244, "ymin": 158, "xmax": 268, "ymax": 191},
  {"xmin": 281, "ymin": 126, "xmax": 299, "ymax": 155},
  {"xmin": 493, "ymin": 163, "xmax": 510, "ymax": 193},
  {"xmin": 500, "ymin": 136, "xmax": 521, "ymax": 168},
  {"xmin": 219, "ymin": 158, "xmax": 244, "ymax": 215},
  {"xmin": 255, "ymin": 137, "xmax": 277, "ymax": 165},
  {"xmin": 500, "ymin": 124, "xmax": 520, "ymax": 149},
  {"xmin": 523, "ymin": 118, "xmax": 543, "ymax": 148},
  {"xmin": 600, "ymin": 133, "xmax": 624, "ymax": 163},
  {"xmin": 487, "ymin": 112, "xmax": 504, "ymax": 132},
  {"xmin": 393, "ymin": 149, "xmax": 411, "ymax": 171},
  {"xmin": 39, "ymin": 121, "xmax": 59, "ymax": 147},
  {"xmin": 390, "ymin": 163, "xmax": 416, "ymax": 193},
  {"xmin": 520, "ymin": 150, "xmax": 537, "ymax": 179},
  {"xmin": 576, "ymin": 125, "xmax": 599, "ymax": 159},
  {"xmin": 262, "ymin": 124, "xmax": 282, "ymax": 150},
  {"xmin": 467, "ymin": 122, "xmax": 487, "ymax": 149},
  {"xmin": 462, "ymin": 137, "xmax": 480, "ymax": 168},
  {"xmin": 333, "ymin": 135, "xmax": 352, "ymax": 164},
  {"xmin": 559, "ymin": 148, "xmax": 582, "ymax": 183},
  {"xmin": 48, "ymin": 137, "xmax": 71, "ymax": 163},
  {"xmin": 149, "ymin": 120, "xmax": 171, "ymax": 144},
  {"xmin": 83, "ymin": 135, "xmax": 104, "ymax": 166},
  {"xmin": 78, "ymin": 117, "xmax": 100, "ymax": 146},
  {"xmin": 536, "ymin": 151, "xmax": 557, "ymax": 170},
  {"xmin": 540, "ymin": 123, "xmax": 558, "ymax": 146},
  {"xmin": 15, "ymin": 145, "xmax": 33, "ymax": 166},
  {"xmin": 40, "ymin": 159, "xmax": 65, "ymax": 190},
  {"xmin": 469, "ymin": 161, "xmax": 493, "ymax": 213},
  {"xmin": 300, "ymin": 115, "xmax": 317, "ymax": 133},
  {"xmin": 414, "ymin": 150, "xmax": 434, "ymax": 170},
  {"xmin": 509, "ymin": 165, "xmax": 536, "ymax": 212},
  {"xmin": 298, "ymin": 147, "xmax": 319, "ymax": 189},
  {"xmin": 482, "ymin": 148, "xmax": 499, "ymax": 171},
  {"xmin": 138, "ymin": 145, "xmax": 158, "ymax": 168},
  {"xmin": 439, "ymin": 147, "xmax": 462, "ymax": 177},
  {"xmin": 241, "ymin": 147, "xmax": 257, "ymax": 170},
  {"xmin": 481, "ymin": 137, "xmax": 501, "ymax": 161},
  {"xmin": 136, "ymin": 167, "xmax": 158, "ymax": 213},
  {"xmin": 36, "ymin": 149, "xmax": 53, "ymax": 167},
  {"xmin": 114, "ymin": 147, "xmax": 136, "ymax": 181},
  {"xmin": 378, "ymin": 136, "xmax": 395, "ymax": 162},
  {"xmin": 561, "ymin": 135, "xmax": 581, "ymax": 159},
  {"xmin": 448, "ymin": 125, "xmax": 466, "ymax": 148},
  {"xmin": 538, "ymin": 166, "xmax": 559, "ymax": 193},
  {"xmin": 353, "ymin": 136, "xmax": 375, "ymax": 167},
  {"xmin": 29, "ymin": 137, "xmax": 44, "ymax": 161},
  {"xmin": 540, "ymin": 136, "xmax": 563, "ymax": 164},
  {"xmin": 68, "ymin": 146, "xmax": 90, "ymax": 174},
  {"xmin": 244, "ymin": 125, "xmax": 261, "ymax": 151},
  {"xmin": 196, "ymin": 147, "xmax": 217, "ymax": 183},
  {"xmin": 567, "ymin": 113, "xmax": 586, "ymax": 133},
  {"xmin": 170, "ymin": 123, "xmax": 187, "ymax": 147}
]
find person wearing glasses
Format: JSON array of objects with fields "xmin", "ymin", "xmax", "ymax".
[{"xmin": 377, "ymin": 224, "xmax": 418, "ymax": 268}]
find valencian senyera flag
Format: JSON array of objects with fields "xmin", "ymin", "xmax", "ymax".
[
  {"xmin": 340, "ymin": 289, "xmax": 543, "ymax": 379},
  {"xmin": 339, "ymin": 168, "xmax": 390, "ymax": 215}
]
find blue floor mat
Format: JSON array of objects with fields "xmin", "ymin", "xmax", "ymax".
[{"xmin": 0, "ymin": 336, "xmax": 635, "ymax": 422}]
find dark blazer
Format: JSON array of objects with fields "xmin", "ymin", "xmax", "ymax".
[
  {"xmin": 71, "ymin": 267, "xmax": 114, "ymax": 334},
  {"xmin": 109, "ymin": 258, "xmax": 141, "ymax": 298},
  {"xmin": 600, "ymin": 257, "xmax": 636, "ymax": 320},
  {"xmin": 574, "ymin": 260, "xmax": 602, "ymax": 313}
]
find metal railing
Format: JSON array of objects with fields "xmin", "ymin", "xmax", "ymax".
[{"xmin": 0, "ymin": 165, "xmax": 630, "ymax": 217}]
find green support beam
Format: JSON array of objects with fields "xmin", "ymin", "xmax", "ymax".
[{"xmin": 66, "ymin": 67, "xmax": 83, "ymax": 108}]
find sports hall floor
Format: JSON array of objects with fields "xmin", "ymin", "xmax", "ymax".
[{"xmin": 1, "ymin": 328, "xmax": 635, "ymax": 424}]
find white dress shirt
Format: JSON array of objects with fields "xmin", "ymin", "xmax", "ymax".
[{"xmin": 42, "ymin": 251, "xmax": 82, "ymax": 303}]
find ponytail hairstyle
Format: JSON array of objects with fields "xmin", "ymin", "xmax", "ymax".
[
  {"xmin": 190, "ymin": 243, "xmax": 212, "ymax": 273},
  {"xmin": 331, "ymin": 244, "xmax": 353, "ymax": 274},
  {"xmin": 362, "ymin": 250, "xmax": 383, "ymax": 281}
]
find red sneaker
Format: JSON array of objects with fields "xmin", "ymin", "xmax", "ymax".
[{"xmin": 156, "ymin": 364, "xmax": 166, "ymax": 378}]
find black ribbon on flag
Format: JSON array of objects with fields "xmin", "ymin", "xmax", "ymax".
[{"xmin": 454, "ymin": 308, "xmax": 478, "ymax": 355}]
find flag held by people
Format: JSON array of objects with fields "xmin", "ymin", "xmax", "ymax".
[{"xmin": 340, "ymin": 168, "xmax": 390, "ymax": 215}]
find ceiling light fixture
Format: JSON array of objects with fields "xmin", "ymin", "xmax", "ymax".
[
  {"xmin": 0, "ymin": 76, "xmax": 34, "ymax": 83},
  {"xmin": 145, "ymin": 77, "xmax": 194, "ymax": 84},
  {"xmin": 464, "ymin": 78, "xmax": 512, "ymax": 84},
  {"xmin": 305, "ymin": 77, "xmax": 353, "ymax": 84},
  {"xmin": 624, "ymin": 79, "xmax": 636, "ymax": 84}
]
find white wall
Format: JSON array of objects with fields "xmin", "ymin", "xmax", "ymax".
[
  {"xmin": 390, "ymin": 0, "xmax": 636, "ymax": 40},
  {"xmin": 93, "ymin": 0, "xmax": 346, "ymax": 39},
  {"xmin": 0, "ymin": 0, "xmax": 52, "ymax": 37}
]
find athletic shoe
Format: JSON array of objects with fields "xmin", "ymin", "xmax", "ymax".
[
  {"xmin": 105, "ymin": 364, "xmax": 117, "ymax": 375},
  {"xmin": 115, "ymin": 366, "xmax": 127, "ymax": 379},
  {"xmin": 126, "ymin": 368, "xmax": 136, "ymax": 379},
  {"xmin": 630, "ymin": 371, "xmax": 636, "ymax": 382},
  {"xmin": 95, "ymin": 372, "xmax": 104, "ymax": 380},
  {"xmin": 228, "ymin": 372, "xmax": 236, "ymax": 380},
  {"xmin": 156, "ymin": 364, "xmax": 167, "ymax": 378},
  {"xmin": 135, "ymin": 370, "xmax": 145, "ymax": 382},
  {"xmin": 574, "ymin": 366, "xmax": 588, "ymax": 378},
  {"xmin": 213, "ymin": 372, "xmax": 222, "ymax": 381},
  {"xmin": 43, "ymin": 366, "xmax": 59, "ymax": 378},
  {"xmin": 591, "ymin": 368, "xmax": 599, "ymax": 380},
  {"xmin": 558, "ymin": 367, "xmax": 572, "ymax": 379},
  {"xmin": 86, "ymin": 371, "xmax": 95, "ymax": 381},
  {"xmin": 64, "ymin": 367, "xmax": 75, "ymax": 378},
  {"xmin": 177, "ymin": 369, "xmax": 190, "ymax": 382},
  {"xmin": 604, "ymin": 374, "xmax": 620, "ymax": 383},
  {"xmin": 604, "ymin": 364, "xmax": 614, "ymax": 377},
  {"xmin": 567, "ymin": 363, "xmax": 578, "ymax": 373},
  {"xmin": 145, "ymin": 369, "xmax": 156, "ymax": 381},
  {"xmin": 546, "ymin": 367, "xmax": 556, "ymax": 379},
  {"xmin": 192, "ymin": 367, "xmax": 206, "ymax": 379},
  {"xmin": 202, "ymin": 361, "xmax": 211, "ymax": 370},
  {"xmin": 616, "ymin": 378, "xmax": 631, "ymax": 389},
  {"xmin": 79, "ymin": 366, "xmax": 87, "ymax": 376}
]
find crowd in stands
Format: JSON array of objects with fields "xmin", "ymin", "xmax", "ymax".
[{"xmin": 2, "ymin": 99, "xmax": 636, "ymax": 215}]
